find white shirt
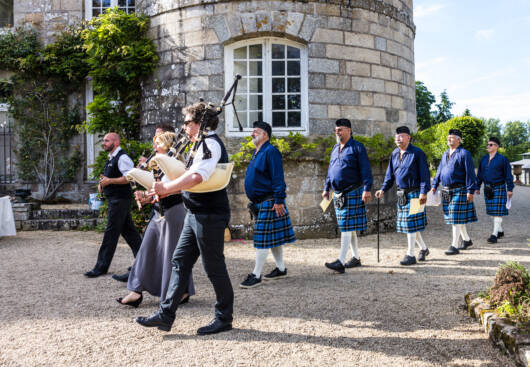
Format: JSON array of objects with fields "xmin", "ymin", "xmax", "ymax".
[
  {"xmin": 188, "ymin": 132, "xmax": 221, "ymax": 182},
  {"xmin": 108, "ymin": 147, "xmax": 134, "ymax": 176}
]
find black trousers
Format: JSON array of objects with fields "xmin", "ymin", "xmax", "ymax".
[
  {"xmin": 94, "ymin": 197, "xmax": 142, "ymax": 272},
  {"xmin": 160, "ymin": 212, "xmax": 233, "ymax": 323}
]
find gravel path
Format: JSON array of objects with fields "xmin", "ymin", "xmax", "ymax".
[{"xmin": 1, "ymin": 186, "xmax": 529, "ymax": 366}]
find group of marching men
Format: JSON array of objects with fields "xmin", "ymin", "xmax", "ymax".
[{"xmin": 83, "ymin": 101, "xmax": 515, "ymax": 335}]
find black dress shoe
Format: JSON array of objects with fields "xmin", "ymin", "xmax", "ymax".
[
  {"xmin": 116, "ymin": 293, "xmax": 143, "ymax": 308},
  {"xmin": 179, "ymin": 295, "xmax": 190, "ymax": 305},
  {"xmin": 84, "ymin": 269, "xmax": 107, "ymax": 278},
  {"xmin": 458, "ymin": 239, "xmax": 473, "ymax": 250},
  {"xmin": 325, "ymin": 259, "xmax": 345, "ymax": 274},
  {"xmin": 487, "ymin": 234, "xmax": 498, "ymax": 243},
  {"xmin": 344, "ymin": 257, "xmax": 361, "ymax": 268},
  {"xmin": 197, "ymin": 318, "xmax": 232, "ymax": 335},
  {"xmin": 497, "ymin": 231, "xmax": 504, "ymax": 239},
  {"xmin": 418, "ymin": 248, "xmax": 429, "ymax": 261},
  {"xmin": 400, "ymin": 255, "xmax": 417, "ymax": 266},
  {"xmin": 444, "ymin": 246, "xmax": 460, "ymax": 255},
  {"xmin": 136, "ymin": 312, "xmax": 172, "ymax": 332},
  {"xmin": 112, "ymin": 271, "xmax": 130, "ymax": 282}
]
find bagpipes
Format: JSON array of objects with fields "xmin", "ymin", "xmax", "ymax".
[{"xmin": 126, "ymin": 74, "xmax": 242, "ymax": 200}]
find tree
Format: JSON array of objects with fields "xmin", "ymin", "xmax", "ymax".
[
  {"xmin": 503, "ymin": 121, "xmax": 530, "ymax": 162},
  {"xmin": 462, "ymin": 108, "xmax": 471, "ymax": 116},
  {"xmin": 433, "ymin": 90, "xmax": 454, "ymax": 124},
  {"xmin": 415, "ymin": 81, "xmax": 436, "ymax": 130}
]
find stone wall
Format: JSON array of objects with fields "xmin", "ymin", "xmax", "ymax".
[
  {"xmin": 227, "ymin": 159, "xmax": 397, "ymax": 239},
  {"xmin": 137, "ymin": 0, "xmax": 416, "ymax": 141}
]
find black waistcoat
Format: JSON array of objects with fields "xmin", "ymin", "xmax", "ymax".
[
  {"xmin": 103, "ymin": 149, "xmax": 132, "ymax": 199},
  {"xmin": 182, "ymin": 134, "xmax": 230, "ymax": 216}
]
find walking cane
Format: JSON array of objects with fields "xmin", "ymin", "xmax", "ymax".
[{"xmin": 377, "ymin": 197, "xmax": 380, "ymax": 263}]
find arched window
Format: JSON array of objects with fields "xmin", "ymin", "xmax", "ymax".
[{"xmin": 224, "ymin": 38, "xmax": 308, "ymax": 136}]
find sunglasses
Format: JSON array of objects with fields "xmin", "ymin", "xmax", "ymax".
[{"xmin": 487, "ymin": 143, "xmax": 497, "ymax": 147}]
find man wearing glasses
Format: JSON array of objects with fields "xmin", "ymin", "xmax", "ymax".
[
  {"xmin": 475, "ymin": 137, "xmax": 514, "ymax": 243},
  {"xmin": 136, "ymin": 102, "xmax": 234, "ymax": 335},
  {"xmin": 322, "ymin": 118, "xmax": 373, "ymax": 274}
]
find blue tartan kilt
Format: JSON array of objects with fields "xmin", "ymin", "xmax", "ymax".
[
  {"xmin": 253, "ymin": 199, "xmax": 296, "ymax": 249},
  {"xmin": 484, "ymin": 184, "xmax": 509, "ymax": 216},
  {"xmin": 333, "ymin": 187, "xmax": 367, "ymax": 232},
  {"xmin": 442, "ymin": 187, "xmax": 478, "ymax": 224},
  {"xmin": 396, "ymin": 191, "xmax": 427, "ymax": 233}
]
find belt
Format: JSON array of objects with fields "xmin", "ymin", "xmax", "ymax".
[
  {"xmin": 442, "ymin": 184, "xmax": 465, "ymax": 190},
  {"xmin": 397, "ymin": 186, "xmax": 420, "ymax": 194},
  {"xmin": 252, "ymin": 194, "xmax": 275, "ymax": 204},
  {"xmin": 335, "ymin": 182, "xmax": 363, "ymax": 195},
  {"xmin": 486, "ymin": 181, "xmax": 505, "ymax": 187}
]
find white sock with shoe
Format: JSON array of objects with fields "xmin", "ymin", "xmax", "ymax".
[
  {"xmin": 252, "ymin": 249, "xmax": 269, "ymax": 278},
  {"xmin": 338, "ymin": 231, "xmax": 352, "ymax": 265},
  {"xmin": 271, "ymin": 246, "xmax": 286, "ymax": 272},
  {"xmin": 415, "ymin": 232, "xmax": 428, "ymax": 250},
  {"xmin": 493, "ymin": 217, "xmax": 503, "ymax": 236},
  {"xmin": 452, "ymin": 225, "xmax": 461, "ymax": 248},
  {"xmin": 460, "ymin": 224, "xmax": 470, "ymax": 241},
  {"xmin": 407, "ymin": 233, "xmax": 416, "ymax": 257}
]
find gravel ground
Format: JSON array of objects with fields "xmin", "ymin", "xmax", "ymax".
[{"xmin": 1, "ymin": 186, "xmax": 529, "ymax": 366}]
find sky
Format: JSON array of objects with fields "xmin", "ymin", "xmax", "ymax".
[{"xmin": 413, "ymin": 0, "xmax": 530, "ymax": 123}]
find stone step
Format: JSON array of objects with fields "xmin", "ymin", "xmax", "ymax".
[
  {"xmin": 30, "ymin": 209, "xmax": 99, "ymax": 220},
  {"xmin": 17, "ymin": 218, "xmax": 101, "ymax": 231}
]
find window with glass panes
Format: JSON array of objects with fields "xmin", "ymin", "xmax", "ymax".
[
  {"xmin": 225, "ymin": 38, "xmax": 308, "ymax": 136},
  {"xmin": 89, "ymin": 0, "xmax": 135, "ymax": 18}
]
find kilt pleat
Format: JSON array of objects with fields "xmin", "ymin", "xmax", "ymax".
[
  {"xmin": 396, "ymin": 190, "xmax": 427, "ymax": 233},
  {"xmin": 442, "ymin": 187, "xmax": 477, "ymax": 224},
  {"xmin": 253, "ymin": 199, "xmax": 296, "ymax": 249},
  {"xmin": 484, "ymin": 184, "xmax": 508, "ymax": 216},
  {"xmin": 334, "ymin": 187, "xmax": 367, "ymax": 232}
]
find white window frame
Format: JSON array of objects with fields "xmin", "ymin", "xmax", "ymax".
[
  {"xmin": 224, "ymin": 37, "xmax": 309, "ymax": 137},
  {"xmin": 85, "ymin": 0, "xmax": 135, "ymax": 21}
]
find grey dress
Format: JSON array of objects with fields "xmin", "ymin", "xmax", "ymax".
[{"xmin": 127, "ymin": 196, "xmax": 195, "ymax": 299}]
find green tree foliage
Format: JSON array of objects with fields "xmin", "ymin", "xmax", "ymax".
[
  {"xmin": 433, "ymin": 90, "xmax": 454, "ymax": 124},
  {"xmin": 462, "ymin": 108, "xmax": 471, "ymax": 116},
  {"xmin": 0, "ymin": 27, "xmax": 87, "ymax": 200},
  {"xmin": 415, "ymin": 81, "xmax": 436, "ymax": 130},
  {"xmin": 81, "ymin": 8, "xmax": 158, "ymax": 140},
  {"xmin": 502, "ymin": 121, "xmax": 530, "ymax": 162}
]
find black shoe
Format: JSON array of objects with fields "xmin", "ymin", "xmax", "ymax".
[
  {"xmin": 444, "ymin": 246, "xmax": 460, "ymax": 255},
  {"xmin": 497, "ymin": 231, "xmax": 504, "ymax": 239},
  {"xmin": 116, "ymin": 293, "xmax": 143, "ymax": 308},
  {"xmin": 112, "ymin": 271, "xmax": 130, "ymax": 282},
  {"xmin": 136, "ymin": 312, "xmax": 172, "ymax": 332},
  {"xmin": 418, "ymin": 248, "xmax": 429, "ymax": 261},
  {"xmin": 240, "ymin": 273, "xmax": 262, "ymax": 288},
  {"xmin": 179, "ymin": 295, "xmax": 190, "ymax": 305},
  {"xmin": 400, "ymin": 255, "xmax": 417, "ymax": 266},
  {"xmin": 458, "ymin": 239, "xmax": 473, "ymax": 250},
  {"xmin": 344, "ymin": 257, "xmax": 361, "ymax": 268},
  {"xmin": 197, "ymin": 318, "xmax": 232, "ymax": 335},
  {"xmin": 263, "ymin": 267, "xmax": 287, "ymax": 281},
  {"xmin": 487, "ymin": 235, "xmax": 498, "ymax": 243},
  {"xmin": 84, "ymin": 269, "xmax": 107, "ymax": 278},
  {"xmin": 325, "ymin": 259, "xmax": 345, "ymax": 274}
]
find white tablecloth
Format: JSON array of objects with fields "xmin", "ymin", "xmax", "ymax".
[{"xmin": 0, "ymin": 196, "xmax": 16, "ymax": 237}]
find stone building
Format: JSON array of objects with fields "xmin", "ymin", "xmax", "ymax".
[{"xmin": 2, "ymin": 0, "xmax": 416, "ymax": 237}]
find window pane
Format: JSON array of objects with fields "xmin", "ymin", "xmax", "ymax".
[
  {"xmin": 239, "ymin": 78, "xmax": 248, "ymax": 92},
  {"xmin": 287, "ymin": 46, "xmax": 300, "ymax": 59},
  {"xmin": 288, "ymin": 95, "xmax": 301, "ymax": 110},
  {"xmin": 127, "ymin": 8, "xmax": 134, "ymax": 14},
  {"xmin": 249, "ymin": 111, "xmax": 263, "ymax": 124},
  {"xmin": 272, "ymin": 112, "xmax": 285, "ymax": 127},
  {"xmin": 118, "ymin": 0, "xmax": 126, "ymax": 6},
  {"xmin": 235, "ymin": 95, "xmax": 247, "ymax": 111},
  {"xmin": 234, "ymin": 61, "xmax": 247, "ymax": 76},
  {"xmin": 248, "ymin": 78, "xmax": 262, "ymax": 93},
  {"xmin": 248, "ymin": 61, "xmax": 262, "ymax": 76},
  {"xmin": 234, "ymin": 46, "xmax": 247, "ymax": 59},
  {"xmin": 234, "ymin": 112, "xmax": 248, "ymax": 129},
  {"xmin": 288, "ymin": 78, "xmax": 300, "ymax": 93},
  {"xmin": 102, "ymin": 0, "xmax": 111, "ymax": 7},
  {"xmin": 128, "ymin": 0, "xmax": 135, "ymax": 6},
  {"xmin": 272, "ymin": 61, "xmax": 284, "ymax": 76},
  {"xmin": 93, "ymin": 9, "xmax": 101, "ymax": 16},
  {"xmin": 93, "ymin": 0, "xmax": 101, "ymax": 6},
  {"xmin": 287, "ymin": 61, "xmax": 300, "ymax": 76},
  {"xmin": 249, "ymin": 95, "xmax": 262, "ymax": 110},
  {"xmin": 249, "ymin": 45, "xmax": 262, "ymax": 59},
  {"xmin": 272, "ymin": 78, "xmax": 285, "ymax": 93},
  {"xmin": 272, "ymin": 95, "xmax": 285, "ymax": 110},
  {"xmin": 288, "ymin": 112, "xmax": 301, "ymax": 127},
  {"xmin": 272, "ymin": 44, "xmax": 284, "ymax": 59}
]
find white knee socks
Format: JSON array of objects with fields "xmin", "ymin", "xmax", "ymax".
[
  {"xmin": 350, "ymin": 231, "xmax": 359, "ymax": 259},
  {"xmin": 271, "ymin": 246, "xmax": 286, "ymax": 271},
  {"xmin": 460, "ymin": 224, "xmax": 470, "ymax": 241},
  {"xmin": 493, "ymin": 217, "xmax": 503, "ymax": 236},
  {"xmin": 252, "ymin": 249, "xmax": 269, "ymax": 278},
  {"xmin": 339, "ymin": 231, "xmax": 359, "ymax": 264},
  {"xmin": 415, "ymin": 232, "xmax": 428, "ymax": 250},
  {"xmin": 452, "ymin": 225, "xmax": 462, "ymax": 247},
  {"xmin": 407, "ymin": 233, "xmax": 416, "ymax": 257}
]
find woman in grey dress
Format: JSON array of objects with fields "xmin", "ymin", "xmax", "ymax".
[{"xmin": 117, "ymin": 131, "xmax": 195, "ymax": 307}]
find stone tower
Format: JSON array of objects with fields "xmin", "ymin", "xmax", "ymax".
[{"xmin": 137, "ymin": 0, "xmax": 416, "ymax": 141}]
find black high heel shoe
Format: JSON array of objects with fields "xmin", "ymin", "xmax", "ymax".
[
  {"xmin": 179, "ymin": 295, "xmax": 190, "ymax": 305},
  {"xmin": 116, "ymin": 293, "xmax": 143, "ymax": 308}
]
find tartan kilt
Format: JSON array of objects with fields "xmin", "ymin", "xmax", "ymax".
[
  {"xmin": 396, "ymin": 191, "xmax": 427, "ymax": 233},
  {"xmin": 442, "ymin": 187, "xmax": 478, "ymax": 224},
  {"xmin": 253, "ymin": 199, "xmax": 296, "ymax": 249},
  {"xmin": 333, "ymin": 187, "xmax": 367, "ymax": 232},
  {"xmin": 484, "ymin": 184, "xmax": 509, "ymax": 216}
]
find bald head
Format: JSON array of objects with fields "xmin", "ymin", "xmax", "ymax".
[{"xmin": 102, "ymin": 133, "xmax": 121, "ymax": 153}]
